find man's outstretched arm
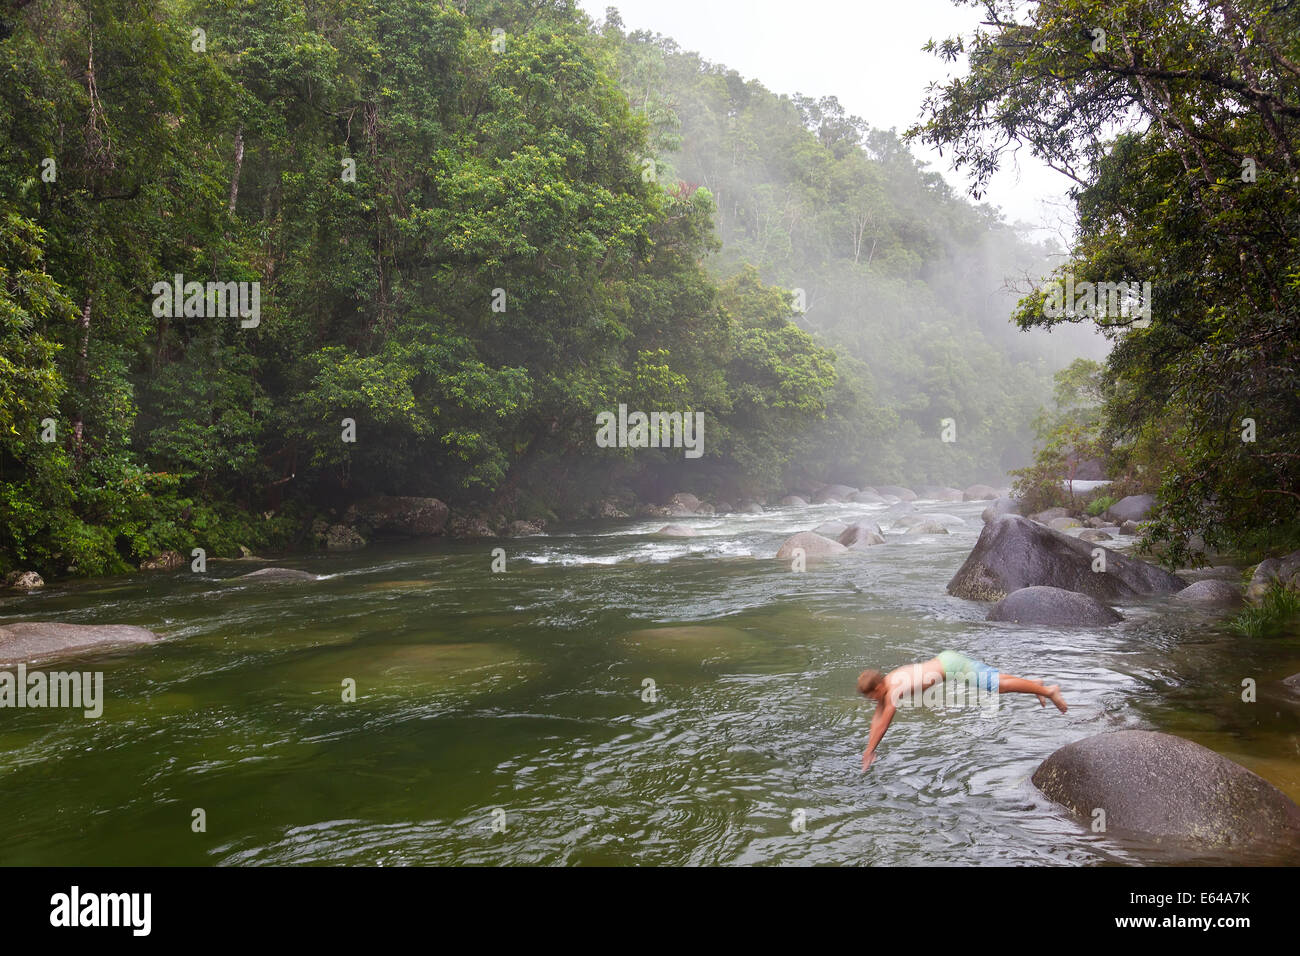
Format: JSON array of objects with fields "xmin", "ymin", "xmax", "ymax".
[{"xmin": 862, "ymin": 699, "xmax": 896, "ymax": 771}]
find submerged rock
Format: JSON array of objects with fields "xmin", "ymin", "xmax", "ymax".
[
  {"xmin": 774, "ymin": 532, "xmax": 847, "ymax": 560},
  {"xmin": 1078, "ymin": 529, "xmax": 1113, "ymax": 542},
  {"xmin": 0, "ymin": 622, "xmax": 160, "ymax": 666},
  {"xmin": 903, "ymin": 520, "xmax": 949, "ymax": 536},
  {"xmin": 987, "ymin": 586, "xmax": 1122, "ymax": 626},
  {"xmin": 947, "ymin": 514, "xmax": 1186, "ymax": 602},
  {"xmin": 838, "ymin": 521, "xmax": 885, "ymax": 549},
  {"xmin": 237, "ymin": 567, "xmax": 319, "ymax": 582},
  {"xmin": 654, "ymin": 524, "xmax": 697, "ymax": 538},
  {"xmin": 962, "ymin": 484, "xmax": 999, "ymax": 501},
  {"xmin": 1032, "ymin": 730, "xmax": 1300, "ymax": 853}
]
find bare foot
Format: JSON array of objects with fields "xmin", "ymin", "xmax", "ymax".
[{"xmin": 1045, "ymin": 685, "xmax": 1068, "ymax": 713}]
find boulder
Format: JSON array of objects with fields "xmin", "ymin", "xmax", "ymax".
[
  {"xmin": 812, "ymin": 484, "xmax": 857, "ymax": 504},
  {"xmin": 1048, "ymin": 516, "xmax": 1082, "ymax": 531},
  {"xmin": 596, "ymin": 500, "xmax": 629, "ymax": 519},
  {"xmin": 654, "ymin": 524, "xmax": 697, "ymax": 538},
  {"xmin": 878, "ymin": 494, "xmax": 900, "ymax": 505},
  {"xmin": 1031, "ymin": 507, "xmax": 1070, "ymax": 523},
  {"xmin": 904, "ymin": 520, "xmax": 950, "ymax": 536},
  {"xmin": 839, "ymin": 522, "xmax": 885, "ymax": 549},
  {"xmin": 237, "ymin": 567, "xmax": 319, "ymax": 582},
  {"xmin": 962, "ymin": 484, "xmax": 999, "ymax": 501},
  {"xmin": 947, "ymin": 514, "xmax": 1187, "ymax": 602},
  {"xmin": 1106, "ymin": 494, "xmax": 1155, "ymax": 524},
  {"xmin": 0, "ymin": 622, "xmax": 161, "ymax": 666},
  {"xmin": 1173, "ymin": 579, "xmax": 1244, "ymax": 609},
  {"xmin": 1078, "ymin": 529, "xmax": 1113, "ymax": 543},
  {"xmin": 140, "ymin": 550, "xmax": 185, "ymax": 571},
  {"xmin": 876, "ymin": 485, "xmax": 917, "ymax": 501},
  {"xmin": 714, "ymin": 502, "xmax": 733, "ymax": 514},
  {"xmin": 981, "ymin": 497, "xmax": 1022, "ymax": 523},
  {"xmin": 506, "ymin": 519, "xmax": 546, "ymax": 536},
  {"xmin": 1247, "ymin": 551, "xmax": 1300, "ymax": 601},
  {"xmin": 346, "ymin": 495, "xmax": 450, "ymax": 536},
  {"xmin": 1084, "ymin": 516, "xmax": 1108, "ymax": 528},
  {"xmin": 774, "ymin": 532, "xmax": 847, "ymax": 560},
  {"xmin": 668, "ymin": 492, "xmax": 701, "ymax": 514},
  {"xmin": 4, "ymin": 570, "xmax": 45, "ymax": 590},
  {"xmin": 849, "ymin": 491, "xmax": 886, "ymax": 504},
  {"xmin": 634, "ymin": 503, "xmax": 671, "ymax": 518},
  {"xmin": 1032, "ymin": 730, "xmax": 1300, "ymax": 853},
  {"xmin": 325, "ymin": 524, "xmax": 366, "ymax": 551},
  {"xmin": 987, "ymin": 586, "xmax": 1123, "ymax": 626},
  {"xmin": 1119, "ymin": 520, "xmax": 1140, "ymax": 535},
  {"xmin": 812, "ymin": 520, "xmax": 848, "ymax": 538},
  {"xmin": 916, "ymin": 485, "xmax": 965, "ymax": 501},
  {"xmin": 447, "ymin": 515, "xmax": 497, "ymax": 538},
  {"xmin": 737, "ymin": 502, "xmax": 764, "ymax": 515},
  {"xmin": 1284, "ymin": 673, "xmax": 1300, "ymax": 695},
  {"xmin": 779, "ymin": 495, "xmax": 808, "ymax": 507}
]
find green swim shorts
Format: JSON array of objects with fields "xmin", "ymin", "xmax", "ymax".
[{"xmin": 937, "ymin": 650, "xmax": 999, "ymax": 693}]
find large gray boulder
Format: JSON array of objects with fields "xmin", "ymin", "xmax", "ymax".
[
  {"xmin": 1032, "ymin": 731, "xmax": 1300, "ymax": 853},
  {"xmin": 1106, "ymin": 494, "xmax": 1155, "ymax": 524},
  {"xmin": 838, "ymin": 522, "xmax": 885, "ymax": 549},
  {"xmin": 774, "ymin": 532, "xmax": 847, "ymax": 560},
  {"xmin": 1173, "ymin": 579, "xmax": 1244, "ymax": 609},
  {"xmin": 987, "ymin": 586, "xmax": 1123, "ymax": 626},
  {"xmin": 237, "ymin": 567, "xmax": 319, "ymax": 582},
  {"xmin": 346, "ymin": 495, "xmax": 450, "ymax": 536},
  {"xmin": 947, "ymin": 514, "xmax": 1187, "ymax": 602},
  {"xmin": 812, "ymin": 484, "xmax": 857, "ymax": 504},
  {"xmin": 0, "ymin": 622, "xmax": 161, "ymax": 666},
  {"xmin": 1031, "ymin": 507, "xmax": 1070, "ymax": 523},
  {"xmin": 963, "ymin": 484, "xmax": 999, "ymax": 501},
  {"xmin": 1078, "ymin": 529, "xmax": 1113, "ymax": 543},
  {"xmin": 667, "ymin": 492, "xmax": 701, "ymax": 513},
  {"xmin": 1048, "ymin": 516, "xmax": 1082, "ymax": 531}
]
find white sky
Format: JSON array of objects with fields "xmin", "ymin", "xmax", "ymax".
[{"xmin": 579, "ymin": 0, "xmax": 1075, "ymax": 237}]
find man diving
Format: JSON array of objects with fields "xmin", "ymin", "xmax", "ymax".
[{"xmin": 856, "ymin": 651, "xmax": 1067, "ymax": 770}]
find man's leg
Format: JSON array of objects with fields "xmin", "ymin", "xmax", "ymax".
[{"xmin": 998, "ymin": 674, "xmax": 1068, "ymax": 712}]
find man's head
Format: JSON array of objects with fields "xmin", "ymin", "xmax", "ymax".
[{"xmin": 857, "ymin": 669, "xmax": 887, "ymax": 701}]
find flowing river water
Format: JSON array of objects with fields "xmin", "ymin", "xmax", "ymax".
[{"xmin": 2, "ymin": 498, "xmax": 1298, "ymax": 866}]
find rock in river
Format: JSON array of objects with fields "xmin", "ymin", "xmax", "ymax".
[
  {"xmin": 774, "ymin": 532, "xmax": 847, "ymax": 560},
  {"xmin": 987, "ymin": 586, "xmax": 1123, "ymax": 626},
  {"xmin": 1032, "ymin": 730, "xmax": 1300, "ymax": 853},
  {"xmin": 0, "ymin": 622, "xmax": 161, "ymax": 666},
  {"xmin": 947, "ymin": 514, "xmax": 1186, "ymax": 602},
  {"xmin": 1172, "ymin": 579, "xmax": 1244, "ymax": 609},
  {"xmin": 237, "ymin": 567, "xmax": 319, "ymax": 583}
]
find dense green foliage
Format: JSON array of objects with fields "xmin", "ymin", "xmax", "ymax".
[
  {"xmin": 913, "ymin": 0, "xmax": 1300, "ymax": 562},
  {"xmin": 0, "ymin": 0, "xmax": 1090, "ymax": 577},
  {"xmin": 602, "ymin": 13, "xmax": 1101, "ymax": 485}
]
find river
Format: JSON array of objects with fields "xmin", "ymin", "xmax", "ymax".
[{"xmin": 2, "ymin": 498, "xmax": 1297, "ymax": 865}]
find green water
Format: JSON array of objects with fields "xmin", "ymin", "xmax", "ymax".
[{"xmin": 2, "ymin": 500, "xmax": 1297, "ymax": 865}]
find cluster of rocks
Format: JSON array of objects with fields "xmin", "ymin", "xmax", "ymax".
[{"xmin": 778, "ymin": 481, "xmax": 1003, "ymax": 507}]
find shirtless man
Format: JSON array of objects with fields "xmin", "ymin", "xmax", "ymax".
[{"xmin": 857, "ymin": 650, "xmax": 1067, "ymax": 770}]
